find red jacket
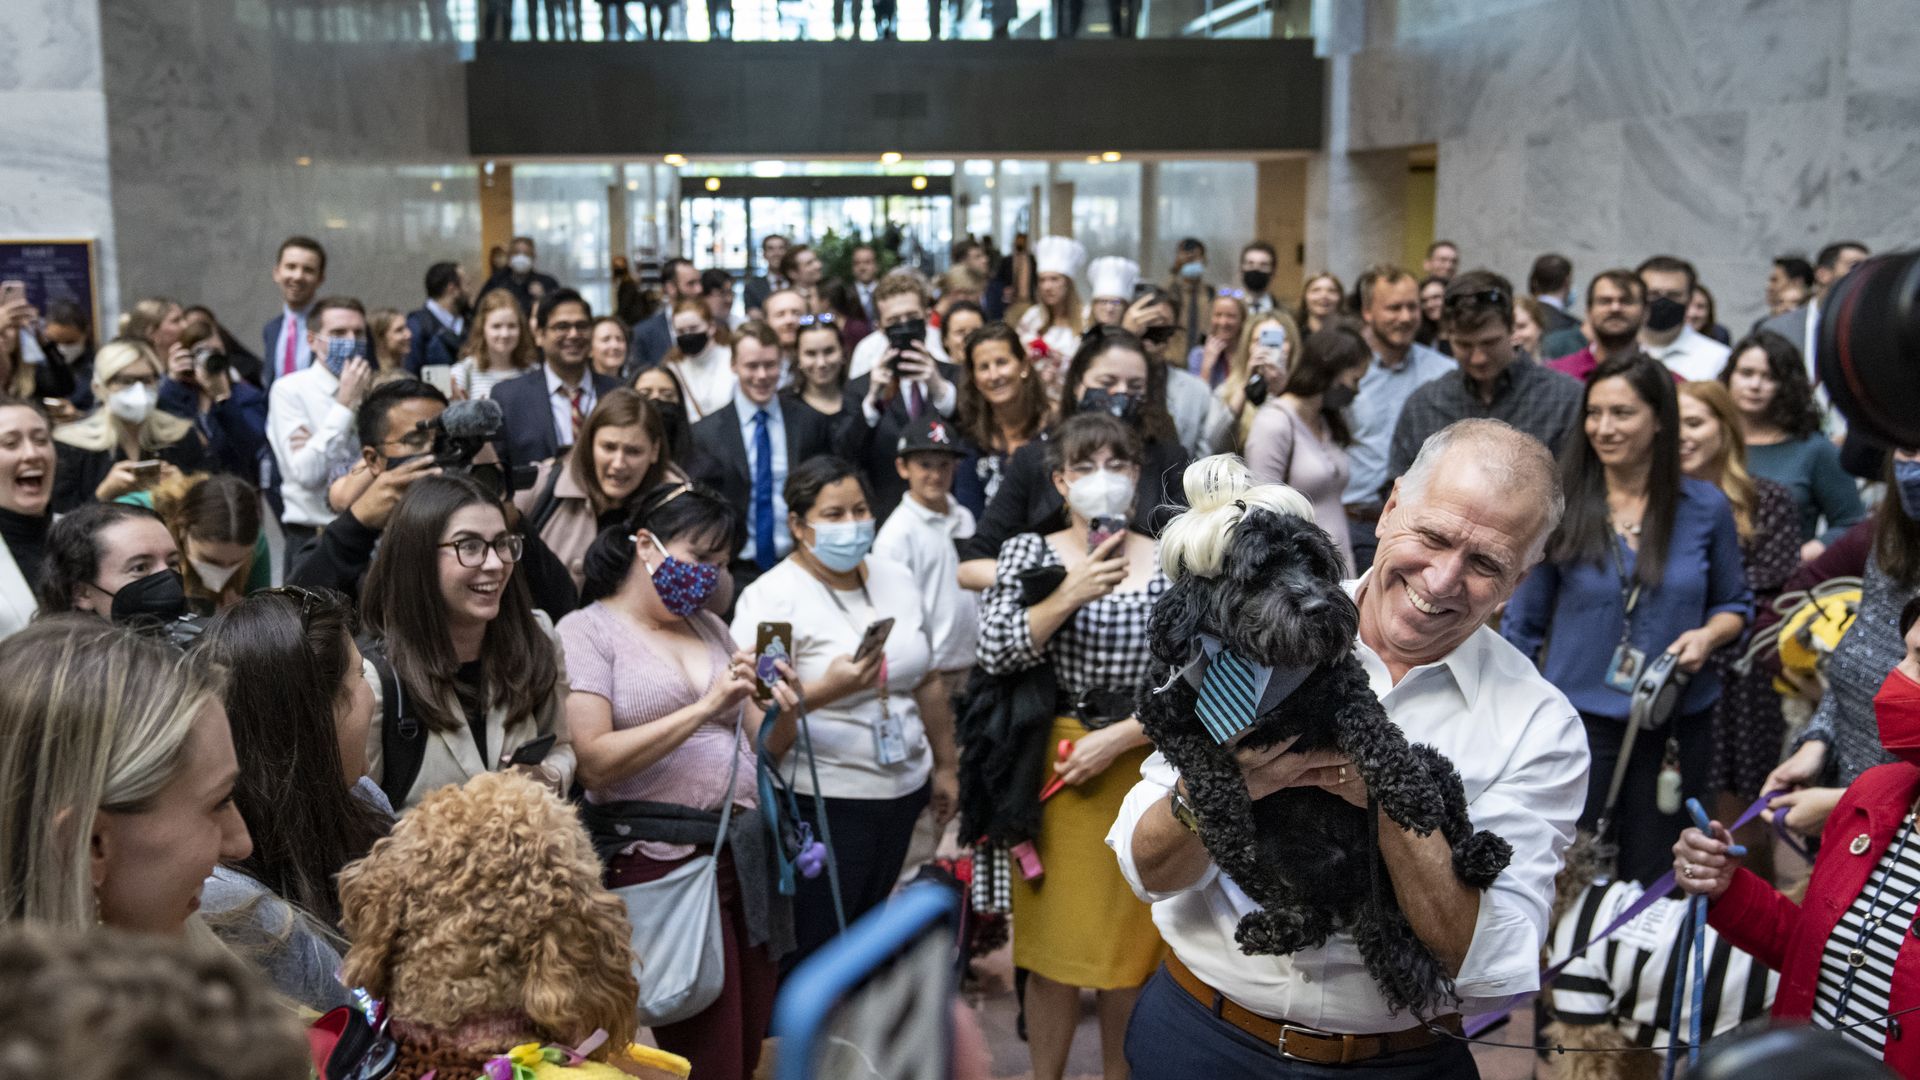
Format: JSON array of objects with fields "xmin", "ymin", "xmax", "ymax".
[{"xmin": 1711, "ymin": 762, "xmax": 1920, "ymax": 1075}]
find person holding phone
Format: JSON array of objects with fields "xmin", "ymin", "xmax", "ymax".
[
  {"xmin": 157, "ymin": 319, "xmax": 270, "ymax": 484},
  {"xmin": 974, "ymin": 410, "xmax": 1166, "ymax": 1080},
  {"xmin": 1216, "ymin": 310, "xmax": 1299, "ymax": 448},
  {"xmin": 1244, "ymin": 325, "xmax": 1372, "ymax": 576},
  {"xmin": 359, "ymin": 473, "xmax": 574, "ymax": 810},
  {"xmin": 843, "ymin": 272, "xmax": 961, "ymax": 518},
  {"xmin": 561, "ymin": 483, "xmax": 800, "ymax": 1080},
  {"xmin": 51, "ymin": 340, "xmax": 207, "ymax": 512},
  {"xmin": 730, "ymin": 455, "xmax": 955, "ymax": 969}
]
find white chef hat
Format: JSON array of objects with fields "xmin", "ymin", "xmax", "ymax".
[
  {"xmin": 1034, "ymin": 235, "xmax": 1087, "ymax": 280},
  {"xmin": 1086, "ymin": 256, "xmax": 1140, "ymax": 302}
]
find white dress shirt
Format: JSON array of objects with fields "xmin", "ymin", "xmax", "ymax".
[
  {"xmin": 267, "ymin": 364, "xmax": 357, "ymax": 527},
  {"xmin": 1106, "ymin": 577, "xmax": 1590, "ymax": 1032},
  {"xmin": 1643, "ymin": 325, "xmax": 1731, "ymax": 383},
  {"xmin": 847, "ymin": 324, "xmax": 951, "ymax": 381},
  {"xmin": 669, "ymin": 343, "xmax": 736, "ymax": 421},
  {"xmin": 735, "ymin": 389, "xmax": 790, "ymax": 565},
  {"xmin": 873, "ymin": 493, "xmax": 978, "ymax": 673},
  {"xmin": 730, "ymin": 553, "xmax": 934, "ymax": 799},
  {"xmin": 543, "ymin": 364, "xmax": 597, "ymax": 451}
]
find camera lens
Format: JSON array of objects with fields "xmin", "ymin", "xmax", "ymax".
[{"xmin": 1817, "ymin": 251, "xmax": 1920, "ymax": 450}]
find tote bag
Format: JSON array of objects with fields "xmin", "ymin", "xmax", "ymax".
[{"xmin": 614, "ymin": 722, "xmax": 743, "ymax": 1026}]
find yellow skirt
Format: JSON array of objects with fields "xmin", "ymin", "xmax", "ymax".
[{"xmin": 1010, "ymin": 716, "xmax": 1165, "ymax": 990}]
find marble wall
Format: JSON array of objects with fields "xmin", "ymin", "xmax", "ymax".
[
  {"xmin": 96, "ymin": 0, "xmax": 480, "ymax": 336},
  {"xmin": 1325, "ymin": 0, "xmax": 1920, "ymax": 329},
  {"xmin": 0, "ymin": 0, "xmax": 121, "ymax": 323}
]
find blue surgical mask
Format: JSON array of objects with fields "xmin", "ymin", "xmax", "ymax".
[
  {"xmin": 1895, "ymin": 458, "xmax": 1920, "ymax": 521},
  {"xmin": 321, "ymin": 335, "xmax": 366, "ymax": 377},
  {"xmin": 809, "ymin": 519, "xmax": 874, "ymax": 573},
  {"xmin": 1179, "ymin": 260, "xmax": 1205, "ymax": 280}
]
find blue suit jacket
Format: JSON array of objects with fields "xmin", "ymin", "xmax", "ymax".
[
  {"xmin": 489, "ymin": 365, "xmax": 620, "ymax": 470},
  {"xmin": 621, "ymin": 309, "xmax": 672, "ymax": 382},
  {"xmin": 259, "ymin": 316, "xmax": 281, "ymax": 388},
  {"xmin": 404, "ymin": 305, "xmax": 467, "ymax": 375}
]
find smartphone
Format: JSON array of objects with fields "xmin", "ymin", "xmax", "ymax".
[
  {"xmin": 128, "ymin": 459, "xmax": 163, "ymax": 484},
  {"xmin": 0, "ymin": 281, "xmax": 23, "ymax": 307},
  {"xmin": 1258, "ymin": 326, "xmax": 1288, "ymax": 350},
  {"xmin": 852, "ymin": 617, "xmax": 895, "ymax": 664},
  {"xmin": 1245, "ymin": 373, "xmax": 1269, "ymax": 407},
  {"xmin": 754, "ymin": 621, "xmax": 794, "ymax": 699},
  {"xmin": 1087, "ymin": 515, "xmax": 1125, "ymax": 550},
  {"xmin": 421, "ymin": 363, "xmax": 454, "ymax": 396},
  {"xmin": 505, "ymin": 732, "xmax": 558, "ymax": 767}
]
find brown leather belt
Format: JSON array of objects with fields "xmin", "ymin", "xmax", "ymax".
[
  {"xmin": 1163, "ymin": 953, "xmax": 1461, "ymax": 1066},
  {"xmin": 1344, "ymin": 500, "xmax": 1384, "ymax": 523}
]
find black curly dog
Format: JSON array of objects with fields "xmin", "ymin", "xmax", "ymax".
[{"xmin": 1138, "ymin": 506, "xmax": 1513, "ymax": 1015}]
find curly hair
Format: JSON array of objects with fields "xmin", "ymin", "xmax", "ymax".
[
  {"xmin": 337, "ymin": 772, "xmax": 636, "ymax": 1058},
  {"xmin": 0, "ymin": 922, "xmax": 310, "ymax": 1080}
]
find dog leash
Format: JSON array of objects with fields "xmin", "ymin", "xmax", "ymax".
[
  {"xmin": 1662, "ymin": 798, "xmax": 1716, "ymax": 1079},
  {"xmin": 1463, "ymin": 788, "xmax": 1796, "ymax": 1039}
]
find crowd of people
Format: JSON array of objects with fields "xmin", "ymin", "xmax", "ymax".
[{"xmin": 0, "ymin": 218, "xmax": 1915, "ymax": 1079}]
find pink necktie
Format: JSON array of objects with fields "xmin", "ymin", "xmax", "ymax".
[{"xmin": 282, "ymin": 315, "xmax": 298, "ymax": 376}]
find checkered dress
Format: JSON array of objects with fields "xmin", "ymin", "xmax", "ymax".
[{"xmin": 974, "ymin": 531, "xmax": 1166, "ymax": 697}]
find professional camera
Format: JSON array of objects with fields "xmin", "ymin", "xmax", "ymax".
[
  {"xmin": 1817, "ymin": 250, "xmax": 1920, "ymax": 450},
  {"xmin": 414, "ymin": 397, "xmax": 534, "ymax": 493}
]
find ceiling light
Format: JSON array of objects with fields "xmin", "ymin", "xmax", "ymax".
[
  {"xmin": 294, "ymin": 156, "xmax": 313, "ymax": 167},
  {"xmin": 1085, "ymin": 155, "xmax": 1101, "ymax": 164},
  {"xmin": 881, "ymin": 151, "xmax": 903, "ymax": 164},
  {"xmin": 984, "ymin": 178, "xmax": 996, "ymax": 189},
  {"xmin": 429, "ymin": 180, "xmax": 443, "ymax": 192},
  {"xmin": 911, "ymin": 175, "xmax": 928, "ymax": 190},
  {"xmin": 663, "ymin": 153, "xmax": 688, "ymax": 166},
  {"xmin": 704, "ymin": 177, "xmax": 721, "ymax": 192},
  {"xmin": 1101, "ymin": 151, "xmax": 1122, "ymax": 162},
  {"xmin": 626, "ymin": 179, "xmax": 640, "ymax": 191}
]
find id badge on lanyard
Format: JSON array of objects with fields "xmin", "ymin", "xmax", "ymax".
[
  {"xmin": 1603, "ymin": 537, "xmax": 1645, "ymax": 694},
  {"xmin": 825, "ymin": 575, "xmax": 911, "ymax": 766}
]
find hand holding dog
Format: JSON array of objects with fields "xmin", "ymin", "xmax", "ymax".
[{"xmin": 1232, "ymin": 737, "xmax": 1368, "ymax": 807}]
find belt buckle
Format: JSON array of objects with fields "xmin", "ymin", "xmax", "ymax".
[{"xmin": 1275, "ymin": 1024, "xmax": 1323, "ymax": 1062}]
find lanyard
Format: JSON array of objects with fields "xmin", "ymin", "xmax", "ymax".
[
  {"xmin": 1608, "ymin": 535, "xmax": 1643, "ymax": 647},
  {"xmin": 1835, "ymin": 812, "xmax": 1920, "ymax": 1016},
  {"xmin": 822, "ymin": 570, "xmax": 889, "ymax": 703}
]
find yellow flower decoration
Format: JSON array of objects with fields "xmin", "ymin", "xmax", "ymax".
[{"xmin": 507, "ymin": 1044, "xmax": 546, "ymax": 1069}]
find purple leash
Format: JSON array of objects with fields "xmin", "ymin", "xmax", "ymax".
[{"xmin": 1463, "ymin": 789, "xmax": 1795, "ymax": 1038}]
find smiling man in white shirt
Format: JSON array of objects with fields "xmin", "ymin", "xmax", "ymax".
[{"xmin": 1109, "ymin": 419, "xmax": 1589, "ymax": 1078}]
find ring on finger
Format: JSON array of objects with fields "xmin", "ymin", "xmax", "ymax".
[
  {"xmin": 1337, "ymin": 766, "xmax": 1348, "ymax": 783},
  {"xmin": 1683, "ymin": 863, "xmax": 1695, "ymax": 880}
]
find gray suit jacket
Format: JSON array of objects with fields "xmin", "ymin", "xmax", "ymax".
[{"xmin": 1760, "ymin": 305, "xmax": 1809, "ymax": 349}]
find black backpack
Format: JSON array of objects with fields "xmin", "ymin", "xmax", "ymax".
[{"xmin": 360, "ymin": 637, "xmax": 426, "ymax": 810}]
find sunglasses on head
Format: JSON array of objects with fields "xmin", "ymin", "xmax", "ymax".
[
  {"xmin": 1444, "ymin": 288, "xmax": 1507, "ymax": 311},
  {"xmin": 797, "ymin": 313, "xmax": 837, "ymax": 327},
  {"xmin": 1215, "ymin": 287, "xmax": 1249, "ymax": 301}
]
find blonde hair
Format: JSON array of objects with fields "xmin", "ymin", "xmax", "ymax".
[
  {"xmin": 115, "ymin": 297, "xmax": 177, "ymax": 345},
  {"xmin": 0, "ymin": 616, "xmax": 226, "ymax": 928},
  {"xmin": 1679, "ymin": 380, "xmax": 1758, "ymax": 539},
  {"xmin": 368, "ymin": 306, "xmax": 408, "ymax": 375},
  {"xmin": 56, "ymin": 339, "xmax": 197, "ymax": 453},
  {"xmin": 459, "ymin": 289, "xmax": 538, "ymax": 373},
  {"xmin": 1157, "ymin": 454, "xmax": 1317, "ymax": 581}
]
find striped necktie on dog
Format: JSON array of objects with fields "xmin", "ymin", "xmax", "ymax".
[{"xmin": 1196, "ymin": 647, "xmax": 1260, "ymax": 744}]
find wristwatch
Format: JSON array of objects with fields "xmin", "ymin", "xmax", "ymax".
[{"xmin": 1168, "ymin": 786, "xmax": 1202, "ymax": 834}]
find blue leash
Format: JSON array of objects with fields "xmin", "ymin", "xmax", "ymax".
[{"xmin": 1663, "ymin": 797, "xmax": 1743, "ymax": 1077}]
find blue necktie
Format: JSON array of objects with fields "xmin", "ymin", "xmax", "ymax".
[
  {"xmin": 1196, "ymin": 648, "xmax": 1260, "ymax": 745},
  {"xmin": 751, "ymin": 408, "xmax": 775, "ymax": 571}
]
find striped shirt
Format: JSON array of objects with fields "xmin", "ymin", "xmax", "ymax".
[
  {"xmin": 1814, "ymin": 811, "xmax": 1920, "ymax": 1056},
  {"xmin": 1548, "ymin": 879, "xmax": 1776, "ymax": 1053}
]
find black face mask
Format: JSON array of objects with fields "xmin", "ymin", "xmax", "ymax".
[
  {"xmin": 108, "ymin": 568, "xmax": 187, "ymax": 626},
  {"xmin": 1079, "ymin": 387, "xmax": 1140, "ymax": 421},
  {"xmin": 1645, "ymin": 295, "xmax": 1687, "ymax": 332},
  {"xmin": 1140, "ymin": 325, "xmax": 1178, "ymax": 346},
  {"xmin": 1322, "ymin": 383, "xmax": 1357, "ymax": 411},
  {"xmin": 675, "ymin": 332, "xmax": 710, "ymax": 356},
  {"xmin": 1242, "ymin": 269, "xmax": 1273, "ymax": 294}
]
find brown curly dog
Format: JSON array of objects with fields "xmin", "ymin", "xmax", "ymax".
[{"xmin": 339, "ymin": 772, "xmax": 639, "ymax": 1074}]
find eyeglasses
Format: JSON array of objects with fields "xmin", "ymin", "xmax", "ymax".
[
  {"xmin": 797, "ymin": 313, "xmax": 838, "ymax": 327},
  {"xmin": 1443, "ymin": 289, "xmax": 1507, "ymax": 312},
  {"xmin": 1215, "ymin": 287, "xmax": 1249, "ymax": 300},
  {"xmin": 438, "ymin": 534, "xmax": 525, "ymax": 567},
  {"xmin": 545, "ymin": 320, "xmax": 593, "ymax": 335}
]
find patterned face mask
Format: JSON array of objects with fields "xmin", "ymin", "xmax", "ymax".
[{"xmin": 641, "ymin": 535, "xmax": 719, "ymax": 617}]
